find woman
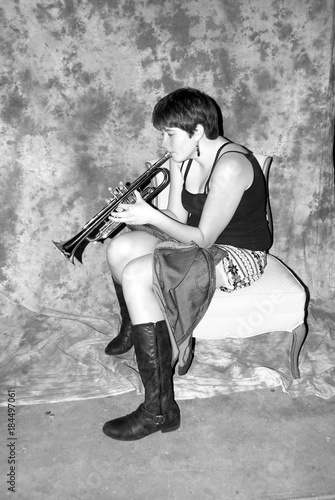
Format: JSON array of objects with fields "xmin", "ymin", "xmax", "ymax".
[{"xmin": 102, "ymin": 87, "xmax": 272, "ymax": 441}]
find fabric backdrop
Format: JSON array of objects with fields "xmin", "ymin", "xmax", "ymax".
[{"xmin": 0, "ymin": 0, "xmax": 334, "ymax": 406}]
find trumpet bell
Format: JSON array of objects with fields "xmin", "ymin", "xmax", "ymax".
[
  {"xmin": 53, "ymin": 153, "xmax": 171, "ymax": 264},
  {"xmin": 53, "ymin": 239, "xmax": 86, "ymax": 265}
]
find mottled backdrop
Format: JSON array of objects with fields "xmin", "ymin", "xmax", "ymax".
[{"xmin": 0, "ymin": 0, "xmax": 334, "ymax": 404}]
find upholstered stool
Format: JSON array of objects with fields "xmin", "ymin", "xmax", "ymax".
[{"xmin": 193, "ymin": 254, "xmax": 307, "ymax": 378}]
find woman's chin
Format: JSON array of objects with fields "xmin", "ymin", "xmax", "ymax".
[{"xmin": 171, "ymin": 153, "xmax": 190, "ymax": 163}]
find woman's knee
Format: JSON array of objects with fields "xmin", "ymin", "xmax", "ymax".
[{"xmin": 106, "ymin": 231, "xmax": 157, "ymax": 270}]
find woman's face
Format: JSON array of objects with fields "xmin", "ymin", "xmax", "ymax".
[{"xmin": 160, "ymin": 127, "xmax": 196, "ymax": 163}]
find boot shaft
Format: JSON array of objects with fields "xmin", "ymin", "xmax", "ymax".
[{"xmin": 132, "ymin": 321, "xmax": 174, "ymax": 415}]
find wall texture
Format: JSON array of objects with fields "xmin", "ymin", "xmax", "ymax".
[{"xmin": 1, "ymin": 0, "xmax": 334, "ymax": 322}]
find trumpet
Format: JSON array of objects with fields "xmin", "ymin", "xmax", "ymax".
[{"xmin": 53, "ymin": 152, "xmax": 171, "ymax": 264}]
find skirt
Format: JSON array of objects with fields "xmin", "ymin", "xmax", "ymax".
[
  {"xmin": 130, "ymin": 224, "xmax": 267, "ymax": 294},
  {"xmin": 216, "ymin": 245, "xmax": 267, "ymax": 293}
]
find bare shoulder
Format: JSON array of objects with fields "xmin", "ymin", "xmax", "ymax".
[
  {"xmin": 217, "ymin": 145, "xmax": 251, "ymax": 172},
  {"xmin": 212, "ymin": 143, "xmax": 253, "ymax": 187}
]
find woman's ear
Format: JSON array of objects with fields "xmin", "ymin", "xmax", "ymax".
[{"xmin": 194, "ymin": 124, "xmax": 205, "ymax": 141}]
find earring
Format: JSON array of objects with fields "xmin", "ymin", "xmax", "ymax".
[{"xmin": 196, "ymin": 141, "xmax": 200, "ymax": 157}]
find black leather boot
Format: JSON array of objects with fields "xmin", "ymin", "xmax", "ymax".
[
  {"xmin": 103, "ymin": 320, "xmax": 180, "ymax": 441},
  {"xmin": 105, "ymin": 280, "xmax": 134, "ymax": 355}
]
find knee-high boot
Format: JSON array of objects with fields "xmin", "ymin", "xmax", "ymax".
[
  {"xmin": 105, "ymin": 280, "xmax": 134, "ymax": 355},
  {"xmin": 103, "ymin": 320, "xmax": 180, "ymax": 440}
]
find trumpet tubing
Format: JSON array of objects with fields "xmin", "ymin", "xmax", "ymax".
[{"xmin": 53, "ymin": 152, "xmax": 171, "ymax": 264}]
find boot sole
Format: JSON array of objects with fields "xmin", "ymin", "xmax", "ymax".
[
  {"xmin": 102, "ymin": 420, "xmax": 180, "ymax": 441},
  {"xmin": 161, "ymin": 422, "xmax": 180, "ymax": 433}
]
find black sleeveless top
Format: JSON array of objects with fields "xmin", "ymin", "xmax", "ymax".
[{"xmin": 181, "ymin": 143, "xmax": 272, "ymax": 251}]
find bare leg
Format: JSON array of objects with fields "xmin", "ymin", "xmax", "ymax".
[
  {"xmin": 122, "ymin": 254, "xmax": 164, "ymax": 324},
  {"xmin": 106, "ymin": 230, "xmax": 163, "ymax": 324}
]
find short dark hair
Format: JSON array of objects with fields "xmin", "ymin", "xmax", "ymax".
[{"xmin": 152, "ymin": 87, "xmax": 221, "ymax": 139}]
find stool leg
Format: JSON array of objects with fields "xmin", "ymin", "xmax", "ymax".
[{"xmin": 291, "ymin": 323, "xmax": 307, "ymax": 379}]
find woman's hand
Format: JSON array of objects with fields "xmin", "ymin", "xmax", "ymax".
[{"xmin": 108, "ymin": 190, "xmax": 157, "ymax": 226}]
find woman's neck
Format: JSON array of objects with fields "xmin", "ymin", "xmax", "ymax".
[{"xmin": 195, "ymin": 136, "xmax": 228, "ymax": 169}]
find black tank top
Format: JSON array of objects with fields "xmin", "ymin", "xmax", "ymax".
[{"xmin": 181, "ymin": 143, "xmax": 272, "ymax": 250}]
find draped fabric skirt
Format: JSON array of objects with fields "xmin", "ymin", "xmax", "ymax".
[{"xmin": 215, "ymin": 245, "xmax": 267, "ymax": 293}]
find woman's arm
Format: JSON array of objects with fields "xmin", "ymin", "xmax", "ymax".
[
  {"xmin": 160, "ymin": 159, "xmax": 189, "ymax": 223},
  {"xmin": 196, "ymin": 153, "xmax": 253, "ymax": 246},
  {"xmin": 109, "ymin": 153, "xmax": 252, "ymax": 248},
  {"xmin": 148, "ymin": 153, "xmax": 252, "ymax": 246}
]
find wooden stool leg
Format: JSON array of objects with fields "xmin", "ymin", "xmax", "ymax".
[{"xmin": 291, "ymin": 323, "xmax": 307, "ymax": 379}]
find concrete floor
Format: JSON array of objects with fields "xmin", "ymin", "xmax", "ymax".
[{"xmin": 1, "ymin": 388, "xmax": 335, "ymax": 500}]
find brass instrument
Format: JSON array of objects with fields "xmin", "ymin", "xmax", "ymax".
[{"xmin": 53, "ymin": 152, "xmax": 171, "ymax": 264}]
